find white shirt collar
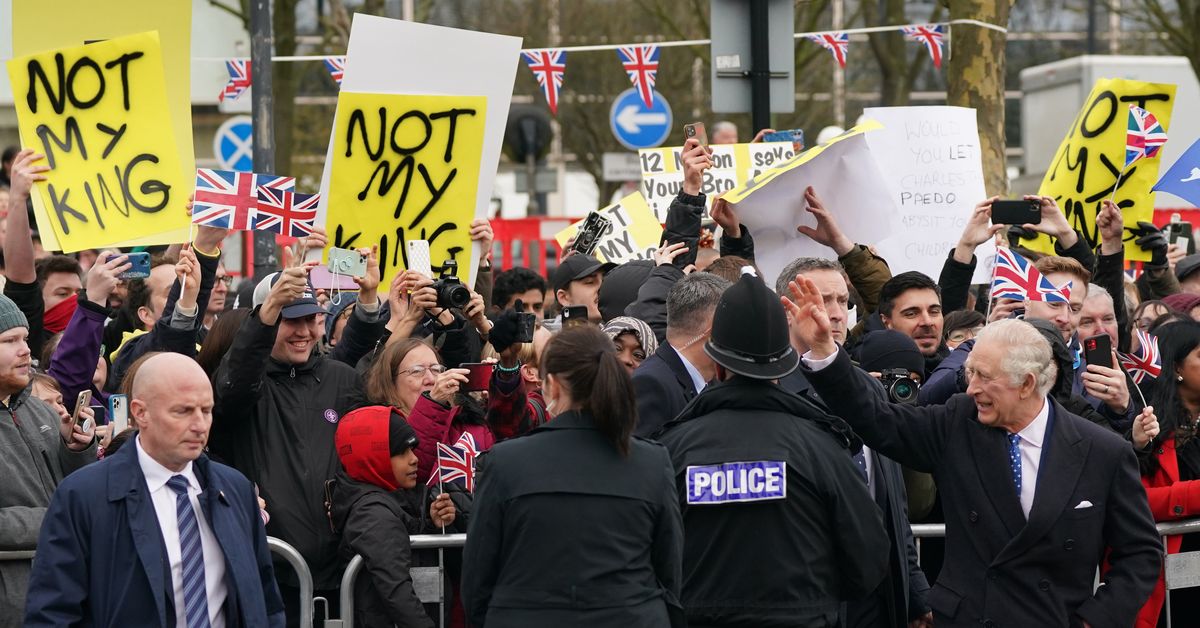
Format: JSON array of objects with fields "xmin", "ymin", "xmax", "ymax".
[
  {"xmin": 1013, "ymin": 398, "xmax": 1050, "ymax": 448},
  {"xmin": 672, "ymin": 345, "xmax": 708, "ymax": 393},
  {"xmin": 135, "ymin": 435, "xmax": 199, "ymax": 494}
]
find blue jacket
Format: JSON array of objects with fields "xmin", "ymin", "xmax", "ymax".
[{"xmin": 24, "ymin": 441, "xmax": 285, "ymax": 628}]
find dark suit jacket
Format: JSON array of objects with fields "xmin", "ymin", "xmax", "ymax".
[
  {"xmin": 803, "ymin": 349, "xmax": 1161, "ymax": 628},
  {"xmin": 632, "ymin": 343, "xmax": 698, "ymax": 438},
  {"xmin": 24, "ymin": 443, "xmax": 285, "ymax": 628}
]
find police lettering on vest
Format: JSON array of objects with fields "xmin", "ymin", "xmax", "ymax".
[{"xmin": 685, "ymin": 460, "xmax": 787, "ymax": 504}]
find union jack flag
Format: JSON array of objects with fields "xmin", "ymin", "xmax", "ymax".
[
  {"xmin": 219, "ymin": 60, "xmax": 252, "ymax": 102},
  {"xmin": 523, "ymin": 49, "xmax": 566, "ymax": 115},
  {"xmin": 254, "ymin": 188, "xmax": 319, "ymax": 236},
  {"xmin": 427, "ymin": 432, "xmax": 479, "ymax": 492},
  {"xmin": 1126, "ymin": 105, "xmax": 1168, "ymax": 168},
  {"xmin": 902, "ymin": 24, "xmax": 946, "ymax": 69},
  {"xmin": 193, "ymin": 169, "xmax": 294, "ymax": 231},
  {"xmin": 991, "ymin": 247, "xmax": 1072, "ymax": 303},
  {"xmin": 1119, "ymin": 328, "xmax": 1162, "ymax": 384},
  {"xmin": 808, "ymin": 32, "xmax": 850, "ymax": 68},
  {"xmin": 324, "ymin": 57, "xmax": 345, "ymax": 86},
  {"xmin": 617, "ymin": 45, "xmax": 659, "ymax": 108}
]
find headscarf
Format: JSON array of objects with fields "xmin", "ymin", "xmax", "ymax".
[{"xmin": 602, "ymin": 316, "xmax": 659, "ymax": 356}]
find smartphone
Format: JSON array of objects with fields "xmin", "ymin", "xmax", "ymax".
[
  {"xmin": 106, "ymin": 251, "xmax": 150, "ymax": 279},
  {"xmin": 461, "ymin": 363, "xmax": 495, "ymax": 392},
  {"xmin": 327, "ymin": 247, "xmax": 368, "ymax": 278},
  {"xmin": 515, "ymin": 312, "xmax": 536, "ymax": 343},
  {"xmin": 562, "ymin": 305, "xmax": 590, "ymax": 328},
  {"xmin": 762, "ymin": 128, "xmax": 805, "ymax": 152},
  {"xmin": 1167, "ymin": 214, "xmax": 1196, "ymax": 255},
  {"xmin": 109, "ymin": 394, "xmax": 129, "ymax": 435},
  {"xmin": 1083, "ymin": 334, "xmax": 1113, "ymax": 370},
  {"xmin": 407, "ymin": 240, "xmax": 433, "ymax": 279},
  {"xmin": 684, "ymin": 122, "xmax": 708, "ymax": 147},
  {"xmin": 71, "ymin": 390, "xmax": 92, "ymax": 427},
  {"xmin": 990, "ymin": 199, "xmax": 1042, "ymax": 225},
  {"xmin": 570, "ymin": 212, "xmax": 612, "ymax": 257}
]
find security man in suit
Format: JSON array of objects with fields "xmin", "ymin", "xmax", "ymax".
[
  {"xmin": 786, "ymin": 276, "xmax": 1161, "ymax": 628},
  {"xmin": 657, "ymin": 270, "xmax": 889, "ymax": 628}
]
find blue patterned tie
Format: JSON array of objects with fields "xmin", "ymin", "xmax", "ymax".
[
  {"xmin": 1007, "ymin": 433, "xmax": 1022, "ymax": 496},
  {"xmin": 167, "ymin": 475, "xmax": 210, "ymax": 628}
]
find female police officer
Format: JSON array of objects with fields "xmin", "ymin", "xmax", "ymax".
[{"xmin": 462, "ymin": 325, "xmax": 685, "ymax": 628}]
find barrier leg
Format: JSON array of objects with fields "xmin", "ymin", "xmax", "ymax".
[{"xmin": 268, "ymin": 537, "xmax": 315, "ymax": 628}]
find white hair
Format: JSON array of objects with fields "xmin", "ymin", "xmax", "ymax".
[
  {"xmin": 712, "ymin": 121, "xmax": 738, "ymax": 135},
  {"xmin": 1083, "ymin": 283, "xmax": 1113, "ymax": 308},
  {"xmin": 975, "ymin": 319, "xmax": 1057, "ymax": 396}
]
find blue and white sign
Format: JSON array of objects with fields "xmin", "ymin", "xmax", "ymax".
[
  {"xmin": 214, "ymin": 115, "xmax": 254, "ymax": 171},
  {"xmin": 610, "ymin": 87, "xmax": 672, "ymax": 151},
  {"xmin": 686, "ymin": 460, "xmax": 787, "ymax": 505}
]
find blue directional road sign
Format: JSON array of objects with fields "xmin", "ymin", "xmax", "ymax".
[
  {"xmin": 214, "ymin": 115, "xmax": 254, "ymax": 171},
  {"xmin": 609, "ymin": 88, "xmax": 672, "ymax": 150}
]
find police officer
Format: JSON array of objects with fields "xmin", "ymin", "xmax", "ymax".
[{"xmin": 657, "ymin": 270, "xmax": 889, "ymax": 628}]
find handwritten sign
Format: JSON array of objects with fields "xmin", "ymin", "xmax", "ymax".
[
  {"xmin": 12, "ymin": 0, "xmax": 194, "ymax": 250},
  {"xmin": 326, "ymin": 91, "xmax": 486, "ymax": 286},
  {"xmin": 6, "ymin": 32, "xmax": 187, "ymax": 253},
  {"xmin": 1028, "ymin": 78, "xmax": 1177, "ymax": 262},
  {"xmin": 554, "ymin": 192, "xmax": 664, "ymax": 264},
  {"xmin": 637, "ymin": 142, "xmax": 796, "ymax": 221},
  {"xmin": 864, "ymin": 106, "xmax": 994, "ymax": 283}
]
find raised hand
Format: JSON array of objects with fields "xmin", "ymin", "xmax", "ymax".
[
  {"xmin": 681, "ymin": 137, "xmax": 713, "ymax": 196},
  {"xmin": 85, "ymin": 253, "xmax": 131, "ymax": 306},
  {"xmin": 653, "ymin": 241, "xmax": 690, "ymax": 266},
  {"xmin": 1022, "ymin": 195, "xmax": 1078, "ymax": 249},
  {"xmin": 954, "ymin": 197, "xmax": 1005, "ymax": 264},
  {"xmin": 1132, "ymin": 405, "xmax": 1159, "ymax": 450},
  {"xmin": 1096, "ymin": 199, "xmax": 1124, "ymax": 255},
  {"xmin": 780, "ymin": 275, "xmax": 836, "ymax": 359},
  {"xmin": 796, "ymin": 186, "xmax": 854, "ymax": 256}
]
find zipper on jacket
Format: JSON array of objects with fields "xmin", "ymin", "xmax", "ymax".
[{"xmin": 290, "ymin": 367, "xmax": 296, "ymax": 378}]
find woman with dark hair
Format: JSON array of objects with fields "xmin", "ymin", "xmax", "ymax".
[
  {"xmin": 1133, "ymin": 299, "xmax": 1172, "ymax": 333},
  {"xmin": 195, "ymin": 308, "xmax": 251, "ymax": 379},
  {"xmin": 461, "ymin": 326, "xmax": 684, "ymax": 628},
  {"xmin": 1133, "ymin": 321, "xmax": 1200, "ymax": 626}
]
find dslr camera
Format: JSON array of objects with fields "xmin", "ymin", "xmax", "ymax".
[
  {"xmin": 879, "ymin": 368, "xmax": 919, "ymax": 405},
  {"xmin": 433, "ymin": 259, "xmax": 471, "ymax": 309}
]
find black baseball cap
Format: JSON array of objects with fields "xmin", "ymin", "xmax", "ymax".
[
  {"xmin": 1177, "ymin": 254, "xmax": 1200, "ymax": 281},
  {"xmin": 552, "ymin": 254, "xmax": 616, "ymax": 292}
]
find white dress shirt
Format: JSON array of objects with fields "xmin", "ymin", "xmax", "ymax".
[
  {"xmin": 1011, "ymin": 399, "xmax": 1050, "ymax": 519},
  {"xmin": 672, "ymin": 345, "xmax": 709, "ymax": 394},
  {"xmin": 136, "ymin": 436, "xmax": 228, "ymax": 628}
]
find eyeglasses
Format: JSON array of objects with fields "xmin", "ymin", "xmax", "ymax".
[
  {"xmin": 215, "ymin": 276, "xmax": 233, "ymax": 287},
  {"xmin": 947, "ymin": 326, "xmax": 984, "ymax": 344},
  {"xmin": 402, "ymin": 364, "xmax": 446, "ymax": 378}
]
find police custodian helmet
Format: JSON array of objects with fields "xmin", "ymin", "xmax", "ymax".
[{"xmin": 704, "ymin": 268, "xmax": 799, "ymax": 380}]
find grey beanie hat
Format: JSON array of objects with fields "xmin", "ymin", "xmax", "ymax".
[{"xmin": 0, "ymin": 294, "xmax": 29, "ymax": 335}]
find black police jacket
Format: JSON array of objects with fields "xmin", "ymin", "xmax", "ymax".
[{"xmin": 657, "ymin": 376, "xmax": 890, "ymax": 627}]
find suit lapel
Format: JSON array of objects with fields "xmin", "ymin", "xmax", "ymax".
[
  {"xmin": 197, "ymin": 458, "xmax": 240, "ymax": 623},
  {"xmin": 968, "ymin": 425, "xmax": 1026, "ymax": 538},
  {"xmin": 658, "ymin": 344, "xmax": 698, "ymax": 398},
  {"xmin": 110, "ymin": 445, "xmax": 170, "ymax": 626},
  {"xmin": 995, "ymin": 402, "xmax": 1088, "ymax": 565}
]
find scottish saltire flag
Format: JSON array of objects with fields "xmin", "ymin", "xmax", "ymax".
[
  {"xmin": 617, "ymin": 45, "xmax": 660, "ymax": 108},
  {"xmin": 1125, "ymin": 105, "xmax": 1168, "ymax": 168},
  {"xmin": 193, "ymin": 169, "xmax": 294, "ymax": 231},
  {"xmin": 1152, "ymin": 137, "xmax": 1200, "ymax": 207},
  {"xmin": 523, "ymin": 49, "xmax": 567, "ymax": 115},
  {"xmin": 324, "ymin": 57, "xmax": 345, "ymax": 86},
  {"xmin": 902, "ymin": 24, "xmax": 945, "ymax": 68},
  {"xmin": 219, "ymin": 60, "xmax": 252, "ymax": 102},
  {"xmin": 427, "ymin": 432, "xmax": 480, "ymax": 492},
  {"xmin": 808, "ymin": 32, "xmax": 850, "ymax": 68},
  {"xmin": 991, "ymin": 248, "xmax": 1072, "ymax": 303},
  {"xmin": 1119, "ymin": 328, "xmax": 1162, "ymax": 384},
  {"xmin": 254, "ymin": 188, "xmax": 319, "ymax": 236}
]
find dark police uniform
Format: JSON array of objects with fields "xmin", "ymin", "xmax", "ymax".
[
  {"xmin": 657, "ymin": 377, "xmax": 890, "ymax": 628},
  {"xmin": 461, "ymin": 410, "xmax": 685, "ymax": 628}
]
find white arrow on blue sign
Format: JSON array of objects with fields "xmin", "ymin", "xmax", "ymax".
[
  {"xmin": 214, "ymin": 115, "xmax": 254, "ymax": 171},
  {"xmin": 609, "ymin": 87, "xmax": 672, "ymax": 150}
]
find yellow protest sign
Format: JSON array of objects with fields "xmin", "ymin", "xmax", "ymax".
[
  {"xmin": 554, "ymin": 192, "xmax": 664, "ymax": 263},
  {"xmin": 12, "ymin": 0, "xmax": 194, "ymax": 250},
  {"xmin": 638, "ymin": 141, "xmax": 797, "ymax": 221},
  {"xmin": 1028, "ymin": 78, "xmax": 1176, "ymax": 262},
  {"xmin": 6, "ymin": 31, "xmax": 188, "ymax": 253},
  {"xmin": 327, "ymin": 92, "xmax": 487, "ymax": 287}
]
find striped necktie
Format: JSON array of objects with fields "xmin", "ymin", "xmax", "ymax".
[{"xmin": 167, "ymin": 475, "xmax": 211, "ymax": 628}]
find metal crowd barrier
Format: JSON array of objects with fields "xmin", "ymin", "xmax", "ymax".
[{"xmin": 331, "ymin": 534, "xmax": 467, "ymax": 628}]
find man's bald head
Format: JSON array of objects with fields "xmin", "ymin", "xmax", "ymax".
[{"xmin": 132, "ymin": 352, "xmax": 209, "ymax": 402}]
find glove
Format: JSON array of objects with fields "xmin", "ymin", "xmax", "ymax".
[
  {"xmin": 487, "ymin": 301, "xmax": 524, "ymax": 354},
  {"xmin": 1132, "ymin": 221, "xmax": 1168, "ymax": 269}
]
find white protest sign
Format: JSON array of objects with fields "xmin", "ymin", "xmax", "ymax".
[
  {"xmin": 863, "ymin": 106, "xmax": 994, "ymax": 283},
  {"xmin": 315, "ymin": 15, "xmax": 522, "ymax": 287},
  {"xmin": 637, "ymin": 142, "xmax": 796, "ymax": 221},
  {"xmin": 722, "ymin": 122, "xmax": 900, "ymax": 290}
]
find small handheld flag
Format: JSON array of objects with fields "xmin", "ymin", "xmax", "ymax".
[
  {"xmin": 254, "ymin": 188, "xmax": 319, "ymax": 237},
  {"xmin": 1125, "ymin": 105, "xmax": 1168, "ymax": 168},
  {"xmin": 427, "ymin": 432, "xmax": 480, "ymax": 492},
  {"xmin": 991, "ymin": 248, "xmax": 1072, "ymax": 303},
  {"xmin": 808, "ymin": 32, "xmax": 850, "ymax": 68},
  {"xmin": 617, "ymin": 45, "xmax": 660, "ymax": 108},
  {"xmin": 219, "ymin": 60, "xmax": 252, "ymax": 102},
  {"xmin": 902, "ymin": 25, "xmax": 946, "ymax": 69},
  {"xmin": 1119, "ymin": 328, "xmax": 1162, "ymax": 384},
  {"xmin": 193, "ymin": 169, "xmax": 294, "ymax": 231},
  {"xmin": 523, "ymin": 49, "xmax": 567, "ymax": 115}
]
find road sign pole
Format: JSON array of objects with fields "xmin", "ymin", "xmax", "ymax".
[
  {"xmin": 250, "ymin": 0, "xmax": 278, "ymax": 280},
  {"xmin": 749, "ymin": 0, "xmax": 771, "ymax": 133}
]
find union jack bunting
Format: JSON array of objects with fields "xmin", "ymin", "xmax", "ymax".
[
  {"xmin": 1125, "ymin": 105, "xmax": 1168, "ymax": 168},
  {"xmin": 219, "ymin": 60, "xmax": 252, "ymax": 102},
  {"xmin": 991, "ymin": 248, "xmax": 1072, "ymax": 303},
  {"xmin": 427, "ymin": 432, "xmax": 480, "ymax": 492},
  {"xmin": 254, "ymin": 188, "xmax": 319, "ymax": 236},
  {"xmin": 1119, "ymin": 328, "xmax": 1162, "ymax": 384},
  {"xmin": 808, "ymin": 32, "xmax": 850, "ymax": 68},
  {"xmin": 324, "ymin": 57, "xmax": 345, "ymax": 86},
  {"xmin": 902, "ymin": 24, "xmax": 946, "ymax": 69},
  {"xmin": 617, "ymin": 45, "xmax": 660, "ymax": 108},
  {"xmin": 193, "ymin": 169, "xmax": 294, "ymax": 231},
  {"xmin": 523, "ymin": 49, "xmax": 567, "ymax": 115}
]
